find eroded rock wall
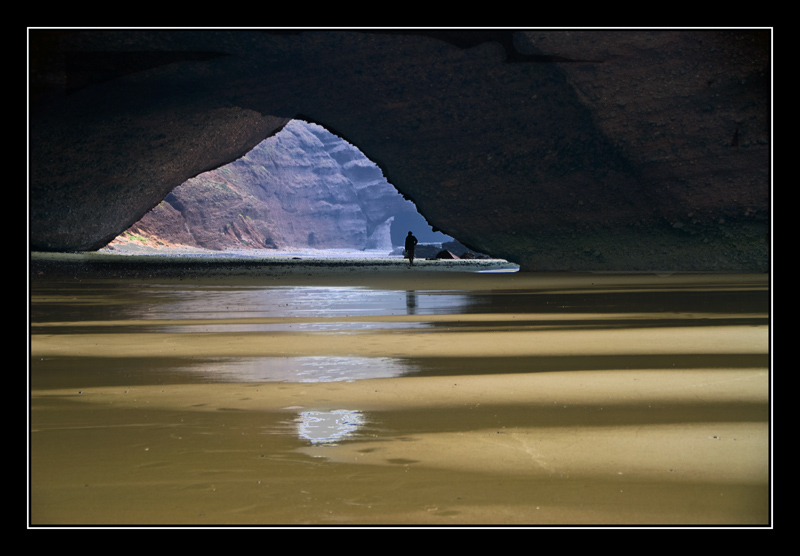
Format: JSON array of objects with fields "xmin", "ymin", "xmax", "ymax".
[{"xmin": 28, "ymin": 29, "xmax": 770, "ymax": 270}]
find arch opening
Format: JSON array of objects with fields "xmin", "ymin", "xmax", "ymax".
[{"xmin": 106, "ymin": 119, "xmax": 482, "ymax": 259}]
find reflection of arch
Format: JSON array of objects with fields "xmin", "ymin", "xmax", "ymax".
[{"xmin": 297, "ymin": 410, "xmax": 364, "ymax": 444}]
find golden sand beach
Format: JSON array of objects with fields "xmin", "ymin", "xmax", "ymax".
[{"xmin": 28, "ymin": 253, "xmax": 770, "ymax": 526}]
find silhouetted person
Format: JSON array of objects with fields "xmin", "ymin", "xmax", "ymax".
[{"xmin": 405, "ymin": 231, "xmax": 418, "ymax": 266}]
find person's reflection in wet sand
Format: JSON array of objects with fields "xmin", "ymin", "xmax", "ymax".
[{"xmin": 406, "ymin": 290, "xmax": 417, "ymax": 314}]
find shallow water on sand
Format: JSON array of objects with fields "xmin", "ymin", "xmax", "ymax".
[{"xmin": 29, "ymin": 272, "xmax": 771, "ymax": 526}]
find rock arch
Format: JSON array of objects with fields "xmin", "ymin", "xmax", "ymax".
[{"xmin": 29, "ymin": 29, "xmax": 770, "ymax": 270}]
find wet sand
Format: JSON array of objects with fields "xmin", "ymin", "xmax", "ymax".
[{"xmin": 29, "ymin": 253, "xmax": 771, "ymax": 526}]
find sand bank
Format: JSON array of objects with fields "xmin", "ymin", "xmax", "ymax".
[
  {"xmin": 29, "ymin": 256, "xmax": 770, "ymax": 526},
  {"xmin": 33, "ymin": 368, "xmax": 768, "ymax": 479}
]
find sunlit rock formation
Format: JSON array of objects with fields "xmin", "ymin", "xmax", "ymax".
[{"xmin": 111, "ymin": 120, "xmax": 430, "ymax": 251}]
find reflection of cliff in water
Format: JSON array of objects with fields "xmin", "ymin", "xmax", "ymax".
[
  {"xmin": 76, "ymin": 284, "xmax": 476, "ymax": 384},
  {"xmin": 31, "ymin": 277, "xmax": 768, "ymax": 385},
  {"xmin": 173, "ymin": 356, "xmax": 417, "ymax": 383},
  {"xmin": 130, "ymin": 285, "xmax": 474, "ymax": 322},
  {"xmin": 296, "ymin": 410, "xmax": 365, "ymax": 444}
]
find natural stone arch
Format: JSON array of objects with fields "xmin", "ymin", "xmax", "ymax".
[{"xmin": 29, "ymin": 29, "xmax": 770, "ymax": 270}]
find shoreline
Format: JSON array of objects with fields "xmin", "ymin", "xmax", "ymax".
[
  {"xmin": 29, "ymin": 250, "xmax": 768, "ymax": 285},
  {"xmin": 28, "ymin": 250, "xmax": 770, "ymax": 295},
  {"xmin": 29, "ymin": 252, "xmax": 771, "ymax": 525},
  {"xmin": 29, "ymin": 249, "xmax": 519, "ymax": 281}
]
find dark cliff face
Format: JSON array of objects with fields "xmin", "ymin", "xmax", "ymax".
[{"xmin": 28, "ymin": 29, "xmax": 770, "ymax": 270}]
